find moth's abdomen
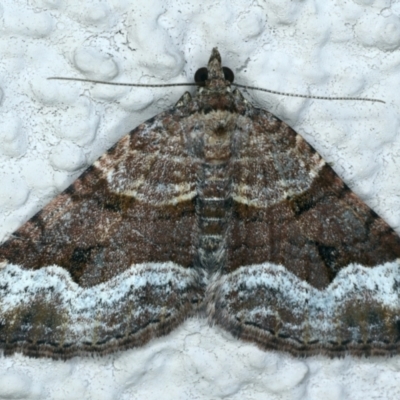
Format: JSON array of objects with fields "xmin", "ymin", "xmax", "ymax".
[
  {"xmin": 196, "ymin": 162, "xmax": 232, "ymax": 273},
  {"xmin": 189, "ymin": 110, "xmax": 236, "ymax": 274}
]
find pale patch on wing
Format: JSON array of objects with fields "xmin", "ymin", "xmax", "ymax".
[
  {"xmin": 0, "ymin": 262, "xmax": 204, "ymax": 354},
  {"xmin": 121, "ymin": 182, "xmax": 197, "ymax": 205},
  {"xmin": 308, "ymin": 155, "xmax": 326, "ymax": 179},
  {"xmin": 95, "ymin": 154, "xmax": 197, "ymax": 205},
  {"xmin": 208, "ymin": 261, "xmax": 400, "ymax": 354},
  {"xmin": 231, "ymin": 136, "xmax": 326, "ymax": 207}
]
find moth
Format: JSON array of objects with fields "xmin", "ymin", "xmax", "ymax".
[{"xmin": 0, "ymin": 48, "xmax": 399, "ymax": 360}]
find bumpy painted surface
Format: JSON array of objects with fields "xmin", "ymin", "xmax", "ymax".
[{"xmin": 1, "ymin": 49, "xmax": 400, "ymax": 359}]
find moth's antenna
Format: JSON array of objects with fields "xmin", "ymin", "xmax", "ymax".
[
  {"xmin": 48, "ymin": 77, "xmax": 385, "ymax": 104},
  {"xmin": 232, "ymin": 83, "xmax": 385, "ymax": 104},
  {"xmin": 47, "ymin": 77, "xmax": 197, "ymax": 88}
]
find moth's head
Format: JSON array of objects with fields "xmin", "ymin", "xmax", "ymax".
[{"xmin": 194, "ymin": 48, "xmax": 234, "ymax": 90}]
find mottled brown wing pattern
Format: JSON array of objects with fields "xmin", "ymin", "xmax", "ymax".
[
  {"xmin": 0, "ymin": 110, "xmax": 200, "ymax": 286},
  {"xmin": 208, "ymin": 107, "xmax": 400, "ymax": 357},
  {"xmin": 0, "ymin": 108, "xmax": 204, "ymax": 359},
  {"xmin": 226, "ymin": 108, "xmax": 400, "ymax": 288},
  {"xmin": 1, "ymin": 47, "xmax": 400, "ymax": 359}
]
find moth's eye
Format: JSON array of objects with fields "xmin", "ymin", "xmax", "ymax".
[
  {"xmin": 223, "ymin": 67, "xmax": 234, "ymax": 83},
  {"xmin": 194, "ymin": 67, "xmax": 208, "ymax": 85}
]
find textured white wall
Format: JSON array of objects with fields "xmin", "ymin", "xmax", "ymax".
[{"xmin": 0, "ymin": 0, "xmax": 400, "ymax": 399}]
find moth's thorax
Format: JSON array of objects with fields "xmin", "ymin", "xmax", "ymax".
[
  {"xmin": 204, "ymin": 77, "xmax": 230, "ymax": 90},
  {"xmin": 188, "ymin": 109, "xmax": 237, "ymax": 164},
  {"xmin": 194, "ymin": 84, "xmax": 243, "ymax": 112}
]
